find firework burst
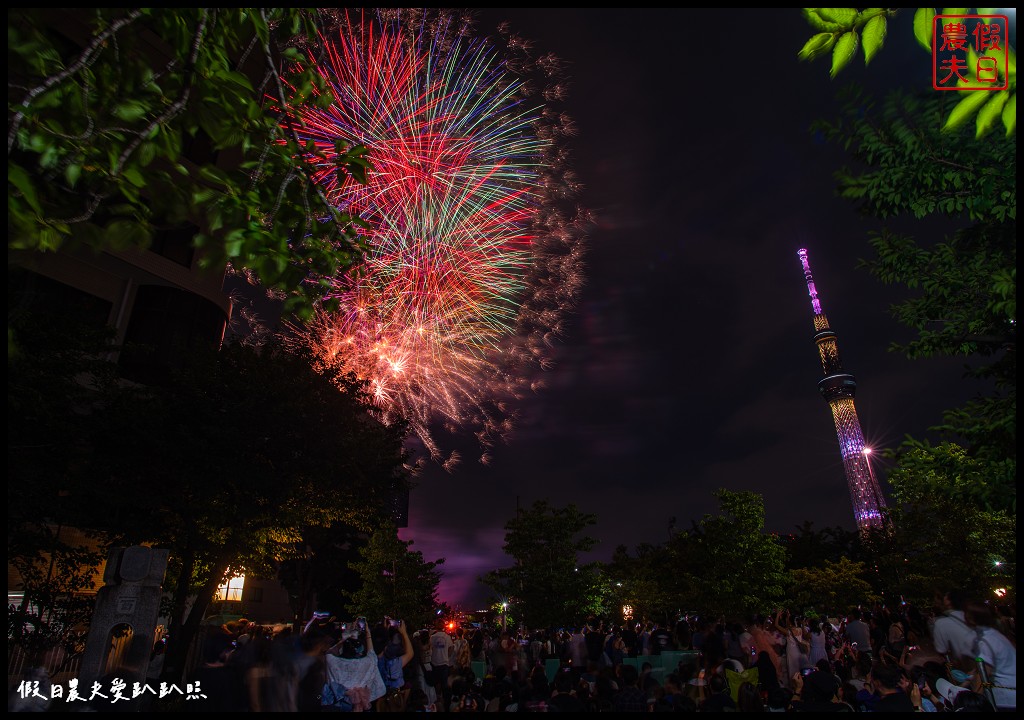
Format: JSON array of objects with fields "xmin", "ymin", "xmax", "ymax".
[{"xmin": 279, "ymin": 9, "xmax": 585, "ymax": 464}]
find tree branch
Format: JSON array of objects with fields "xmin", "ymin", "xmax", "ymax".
[
  {"xmin": 8, "ymin": 10, "xmax": 144, "ymax": 153},
  {"xmin": 113, "ymin": 9, "xmax": 210, "ymax": 176},
  {"xmin": 257, "ymin": 8, "xmax": 362, "ymax": 254}
]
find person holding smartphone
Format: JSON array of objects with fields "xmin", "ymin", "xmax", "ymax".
[
  {"xmin": 324, "ymin": 616, "xmax": 385, "ymax": 711},
  {"xmin": 790, "ymin": 660, "xmax": 845, "ymax": 712},
  {"xmin": 374, "ymin": 618, "xmax": 415, "ymax": 711}
]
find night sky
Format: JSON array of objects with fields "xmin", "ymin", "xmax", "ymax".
[{"xmin": 385, "ymin": 8, "xmax": 1003, "ymax": 610}]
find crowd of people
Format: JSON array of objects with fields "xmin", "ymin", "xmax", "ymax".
[{"xmin": 171, "ymin": 588, "xmax": 1014, "ymax": 712}]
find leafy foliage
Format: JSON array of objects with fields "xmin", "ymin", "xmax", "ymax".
[
  {"xmin": 788, "ymin": 557, "xmax": 880, "ymax": 613},
  {"xmin": 480, "ymin": 500, "xmax": 602, "ymax": 630},
  {"xmin": 344, "ymin": 522, "xmax": 444, "ymax": 631},
  {"xmin": 584, "ymin": 492, "xmax": 788, "ymax": 623},
  {"xmin": 822, "ymin": 89, "xmax": 1017, "ymax": 521},
  {"xmin": 276, "ymin": 522, "xmax": 374, "ymax": 628},
  {"xmin": 799, "ymin": 8, "xmax": 896, "ymax": 75},
  {"xmin": 864, "ymin": 225, "xmax": 1016, "ymax": 359},
  {"xmin": 79, "ymin": 338, "xmax": 410, "ymax": 559},
  {"xmin": 864, "ymin": 222, "xmax": 1016, "ymax": 493},
  {"xmin": 603, "ymin": 543, "xmax": 680, "ymax": 625},
  {"xmin": 812, "ymin": 55, "xmax": 1016, "ymax": 604},
  {"xmin": 872, "ymin": 442, "xmax": 1015, "ymax": 603},
  {"xmin": 815, "ymin": 89, "xmax": 1016, "ymax": 222},
  {"xmin": 679, "ymin": 490, "xmax": 789, "ymax": 619},
  {"xmin": 798, "ymin": 8, "xmax": 1017, "ymax": 138},
  {"xmin": 14, "ymin": 335, "xmax": 410, "ymax": 682},
  {"xmin": 7, "ymin": 521, "xmax": 104, "ymax": 668},
  {"xmin": 780, "ymin": 521, "xmax": 863, "ymax": 571},
  {"xmin": 8, "ymin": 8, "xmax": 371, "ymax": 320}
]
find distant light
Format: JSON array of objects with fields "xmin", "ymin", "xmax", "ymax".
[
  {"xmin": 862, "ymin": 447, "xmax": 872, "ymax": 455},
  {"xmin": 994, "ymin": 588, "xmax": 1007, "ymax": 597},
  {"xmin": 994, "ymin": 560, "xmax": 1003, "ymax": 567}
]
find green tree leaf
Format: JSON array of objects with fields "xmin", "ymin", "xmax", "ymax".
[
  {"xmin": 1002, "ymin": 92, "xmax": 1016, "ymax": 136},
  {"xmin": 106, "ymin": 219, "xmax": 150, "ymax": 248},
  {"xmin": 803, "ymin": 8, "xmax": 844, "ymax": 32},
  {"xmin": 862, "ymin": 15, "xmax": 887, "ymax": 65},
  {"xmin": 8, "ymin": 162, "xmax": 42, "ymax": 215},
  {"xmin": 799, "ymin": 32, "xmax": 838, "ymax": 61},
  {"xmin": 113, "ymin": 101, "xmax": 149, "ymax": 122},
  {"xmin": 943, "ymin": 90, "xmax": 994, "ymax": 132},
  {"xmin": 122, "ymin": 167, "xmax": 146, "ymax": 188},
  {"xmin": 976, "ymin": 90, "xmax": 1009, "ymax": 138},
  {"xmin": 831, "ymin": 31, "xmax": 859, "ymax": 78},
  {"xmin": 64, "ymin": 163, "xmax": 81, "ymax": 188},
  {"xmin": 913, "ymin": 8, "xmax": 936, "ymax": 52},
  {"xmin": 817, "ymin": 8, "xmax": 858, "ymax": 26}
]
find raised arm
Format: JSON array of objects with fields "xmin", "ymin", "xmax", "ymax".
[
  {"xmin": 397, "ymin": 620, "xmax": 415, "ymax": 667},
  {"xmin": 362, "ymin": 618, "xmax": 374, "ymax": 656},
  {"xmin": 776, "ymin": 610, "xmax": 790, "ymax": 632}
]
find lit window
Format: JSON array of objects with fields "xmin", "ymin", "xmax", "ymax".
[{"xmin": 215, "ymin": 575, "xmax": 245, "ymax": 602}]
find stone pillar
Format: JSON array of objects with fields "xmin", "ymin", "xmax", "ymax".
[{"xmin": 79, "ymin": 545, "xmax": 169, "ymax": 688}]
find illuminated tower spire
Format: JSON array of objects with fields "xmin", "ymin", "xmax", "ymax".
[{"xmin": 797, "ymin": 248, "xmax": 886, "ymax": 533}]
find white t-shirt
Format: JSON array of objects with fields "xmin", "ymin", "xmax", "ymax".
[
  {"xmin": 430, "ymin": 631, "xmax": 453, "ymax": 667},
  {"xmin": 932, "ymin": 611, "xmax": 976, "ymax": 664},
  {"xmin": 325, "ymin": 652, "xmax": 385, "ymax": 703},
  {"xmin": 975, "ymin": 627, "xmax": 1016, "ymax": 710}
]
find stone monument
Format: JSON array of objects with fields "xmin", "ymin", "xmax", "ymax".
[{"xmin": 78, "ymin": 545, "xmax": 169, "ymax": 688}]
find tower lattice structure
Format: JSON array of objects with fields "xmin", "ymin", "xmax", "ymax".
[{"xmin": 797, "ymin": 248, "xmax": 886, "ymax": 533}]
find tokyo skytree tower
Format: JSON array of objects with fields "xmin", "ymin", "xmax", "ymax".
[{"xmin": 797, "ymin": 248, "xmax": 886, "ymax": 533}]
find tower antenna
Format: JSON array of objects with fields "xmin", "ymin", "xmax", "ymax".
[{"xmin": 797, "ymin": 248, "xmax": 886, "ymax": 534}]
